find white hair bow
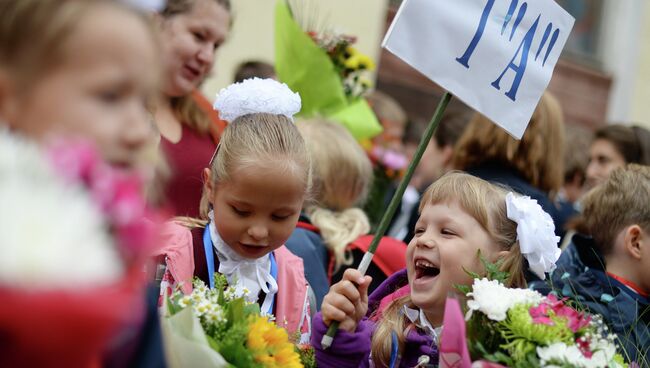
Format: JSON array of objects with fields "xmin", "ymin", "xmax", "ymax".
[
  {"xmin": 505, "ymin": 192, "xmax": 561, "ymax": 280},
  {"xmin": 213, "ymin": 78, "xmax": 301, "ymax": 123}
]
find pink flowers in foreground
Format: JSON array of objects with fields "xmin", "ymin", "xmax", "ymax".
[
  {"xmin": 529, "ymin": 294, "xmax": 591, "ymax": 333},
  {"xmin": 47, "ymin": 140, "xmax": 157, "ymax": 260}
]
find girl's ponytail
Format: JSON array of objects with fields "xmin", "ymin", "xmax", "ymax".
[{"xmin": 307, "ymin": 206, "xmax": 370, "ymax": 272}]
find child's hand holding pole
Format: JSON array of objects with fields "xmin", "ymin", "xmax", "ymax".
[{"xmin": 321, "ymin": 269, "xmax": 373, "ymax": 333}]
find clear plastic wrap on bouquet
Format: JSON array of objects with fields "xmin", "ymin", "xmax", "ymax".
[{"xmin": 160, "ymin": 296, "xmax": 228, "ymax": 368}]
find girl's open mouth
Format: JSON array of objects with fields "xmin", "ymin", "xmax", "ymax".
[{"xmin": 414, "ymin": 259, "xmax": 440, "ymax": 279}]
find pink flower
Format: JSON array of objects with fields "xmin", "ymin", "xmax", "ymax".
[
  {"xmin": 528, "ymin": 294, "xmax": 591, "ymax": 333},
  {"xmin": 371, "ymin": 146, "xmax": 408, "ymax": 170},
  {"xmin": 47, "ymin": 138, "xmax": 160, "ymax": 261},
  {"xmin": 47, "ymin": 139, "xmax": 101, "ymax": 185},
  {"xmin": 546, "ymin": 294, "xmax": 591, "ymax": 333},
  {"xmin": 529, "ymin": 304, "xmax": 554, "ymax": 326}
]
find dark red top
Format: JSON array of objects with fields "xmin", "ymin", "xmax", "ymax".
[
  {"xmin": 161, "ymin": 91, "xmax": 228, "ymax": 218},
  {"xmin": 161, "ymin": 124, "xmax": 215, "ymax": 217}
]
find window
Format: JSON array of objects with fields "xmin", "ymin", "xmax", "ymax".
[{"xmin": 556, "ymin": 0, "xmax": 604, "ymax": 66}]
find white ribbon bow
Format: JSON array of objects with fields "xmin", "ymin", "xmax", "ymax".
[
  {"xmin": 208, "ymin": 211, "xmax": 278, "ymax": 314},
  {"xmin": 505, "ymin": 192, "xmax": 561, "ymax": 280}
]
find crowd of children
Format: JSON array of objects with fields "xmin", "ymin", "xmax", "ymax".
[{"xmin": 1, "ymin": 0, "xmax": 650, "ymax": 367}]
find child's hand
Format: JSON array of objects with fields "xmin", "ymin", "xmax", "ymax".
[{"xmin": 320, "ymin": 269, "xmax": 372, "ymax": 333}]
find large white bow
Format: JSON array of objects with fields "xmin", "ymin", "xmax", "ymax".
[{"xmin": 208, "ymin": 212, "xmax": 278, "ymax": 314}]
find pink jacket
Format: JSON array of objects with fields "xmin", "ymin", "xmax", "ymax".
[{"xmin": 159, "ymin": 222, "xmax": 311, "ymax": 336}]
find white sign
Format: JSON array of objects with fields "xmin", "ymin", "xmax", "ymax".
[{"xmin": 382, "ymin": 0, "xmax": 575, "ymax": 139}]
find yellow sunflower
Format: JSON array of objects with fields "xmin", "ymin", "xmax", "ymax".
[{"xmin": 247, "ymin": 316, "xmax": 303, "ymax": 368}]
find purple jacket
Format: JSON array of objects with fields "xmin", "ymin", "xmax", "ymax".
[{"xmin": 311, "ymin": 269, "xmax": 439, "ymax": 367}]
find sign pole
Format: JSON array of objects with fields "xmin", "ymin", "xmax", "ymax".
[{"xmin": 321, "ymin": 91, "xmax": 453, "ymax": 349}]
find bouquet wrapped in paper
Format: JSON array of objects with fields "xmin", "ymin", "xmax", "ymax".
[
  {"xmin": 0, "ymin": 131, "xmax": 159, "ymax": 367},
  {"xmin": 439, "ymin": 276, "xmax": 630, "ymax": 368},
  {"xmin": 161, "ymin": 274, "xmax": 306, "ymax": 368},
  {"xmin": 274, "ymin": 0, "xmax": 382, "ymax": 140}
]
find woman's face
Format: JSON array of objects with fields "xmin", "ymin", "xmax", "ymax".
[
  {"xmin": 159, "ymin": 0, "xmax": 230, "ymax": 97},
  {"xmin": 586, "ymin": 138, "xmax": 627, "ymax": 189}
]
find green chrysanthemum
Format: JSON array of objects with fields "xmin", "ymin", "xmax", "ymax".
[{"xmin": 499, "ymin": 304, "xmax": 574, "ymax": 361}]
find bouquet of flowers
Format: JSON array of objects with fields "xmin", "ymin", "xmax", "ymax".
[
  {"xmin": 161, "ymin": 273, "xmax": 304, "ymax": 368},
  {"xmin": 0, "ymin": 130, "xmax": 159, "ymax": 366},
  {"xmin": 275, "ymin": 0, "xmax": 382, "ymax": 140},
  {"xmin": 306, "ymin": 30, "xmax": 375, "ymax": 99},
  {"xmin": 440, "ymin": 275, "xmax": 629, "ymax": 368}
]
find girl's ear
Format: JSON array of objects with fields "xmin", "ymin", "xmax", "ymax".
[{"xmin": 203, "ymin": 167, "xmax": 215, "ymax": 199}]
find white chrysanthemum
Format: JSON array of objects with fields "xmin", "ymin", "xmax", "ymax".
[
  {"xmin": 506, "ymin": 192, "xmax": 561, "ymax": 279},
  {"xmin": 0, "ymin": 132, "xmax": 123, "ymax": 288},
  {"xmin": 466, "ymin": 278, "xmax": 543, "ymax": 321},
  {"xmin": 537, "ymin": 340, "xmax": 621, "ymax": 368},
  {"xmin": 213, "ymin": 77, "xmax": 301, "ymax": 123}
]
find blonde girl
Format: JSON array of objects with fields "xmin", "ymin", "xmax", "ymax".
[
  {"xmin": 160, "ymin": 78, "xmax": 313, "ymax": 338},
  {"xmin": 312, "ymin": 172, "xmax": 560, "ymax": 367}
]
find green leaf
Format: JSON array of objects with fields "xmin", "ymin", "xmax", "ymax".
[
  {"xmin": 219, "ymin": 339, "xmax": 259, "ymax": 368},
  {"xmin": 166, "ymin": 294, "xmax": 182, "ymax": 316},
  {"xmin": 206, "ymin": 334, "xmax": 220, "ymax": 352},
  {"xmin": 454, "ymin": 284, "xmax": 472, "ymax": 295},
  {"xmin": 243, "ymin": 302, "xmax": 261, "ymax": 317},
  {"xmin": 227, "ymin": 298, "xmax": 245, "ymax": 327},
  {"xmin": 462, "ymin": 249, "xmax": 511, "ymax": 283},
  {"xmin": 461, "ymin": 265, "xmax": 481, "ymax": 280}
]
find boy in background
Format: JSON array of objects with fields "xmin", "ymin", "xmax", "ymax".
[{"xmin": 549, "ymin": 164, "xmax": 650, "ymax": 365}]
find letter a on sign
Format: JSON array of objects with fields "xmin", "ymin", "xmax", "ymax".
[{"xmin": 382, "ymin": 0, "xmax": 574, "ymax": 139}]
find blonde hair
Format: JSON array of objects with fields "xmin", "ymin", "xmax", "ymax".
[
  {"xmin": 0, "ymin": 0, "xmax": 140, "ymax": 88},
  {"xmin": 453, "ymin": 92, "xmax": 565, "ymax": 194},
  {"xmin": 169, "ymin": 96, "xmax": 213, "ymax": 134},
  {"xmin": 298, "ymin": 119, "xmax": 373, "ymax": 271},
  {"xmin": 370, "ymin": 172, "xmax": 526, "ymax": 367},
  {"xmin": 199, "ymin": 113, "xmax": 312, "ymax": 218},
  {"xmin": 582, "ymin": 164, "xmax": 650, "ymax": 257},
  {"xmin": 160, "ymin": 0, "xmax": 232, "ymax": 135}
]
